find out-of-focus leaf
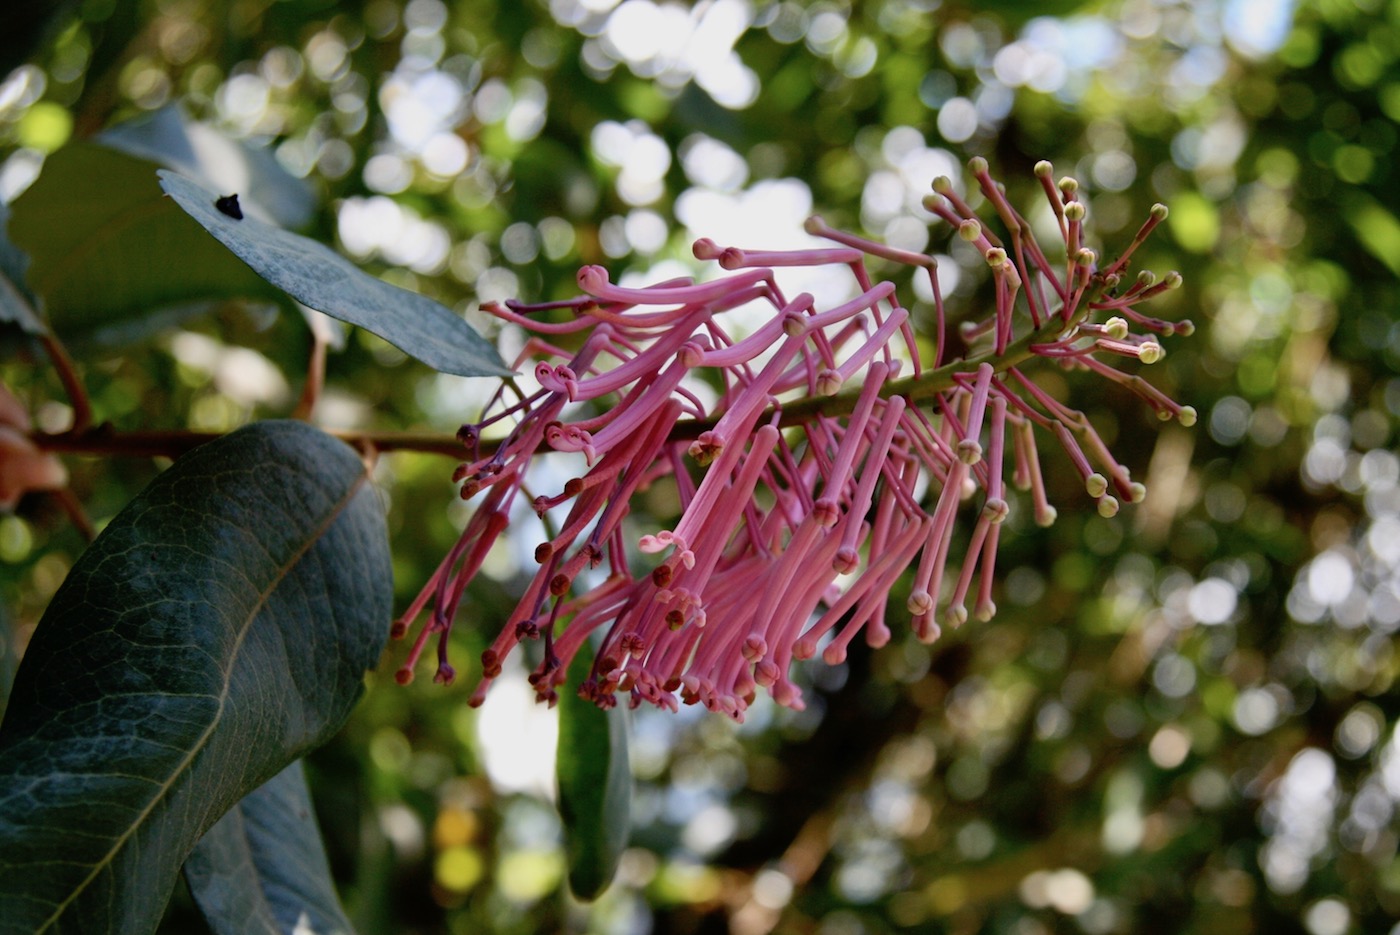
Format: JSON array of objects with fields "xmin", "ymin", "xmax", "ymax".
[
  {"xmin": 0, "ymin": 201, "xmax": 46, "ymax": 336},
  {"xmin": 184, "ymin": 760, "xmax": 354, "ymax": 935},
  {"xmin": 556, "ymin": 644, "xmax": 632, "ymax": 901},
  {"xmin": 1346, "ymin": 197, "xmax": 1400, "ymax": 277},
  {"xmin": 8, "ymin": 144, "xmax": 279, "ymax": 344},
  {"xmin": 0, "ymin": 420, "xmax": 391, "ymax": 935},
  {"xmin": 101, "ymin": 107, "xmax": 315, "ymax": 229},
  {"xmin": 0, "ymin": 0, "xmax": 78, "ymax": 75},
  {"xmin": 159, "ymin": 171, "xmax": 512, "ymax": 378}
]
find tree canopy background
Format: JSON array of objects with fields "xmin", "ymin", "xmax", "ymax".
[{"xmin": 2, "ymin": 0, "xmax": 1399, "ymax": 933}]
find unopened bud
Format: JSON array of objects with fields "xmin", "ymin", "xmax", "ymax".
[
  {"xmin": 1097, "ymin": 495, "xmax": 1120, "ymax": 518},
  {"xmin": 1178, "ymin": 406, "xmax": 1198, "ymax": 427},
  {"xmin": 932, "ymin": 176, "xmax": 954, "ymax": 194},
  {"xmin": 1086, "ymin": 472, "xmax": 1109, "ymax": 498},
  {"xmin": 968, "ymin": 156, "xmax": 989, "ymax": 174},
  {"xmin": 958, "ymin": 219, "xmax": 983, "ymax": 242},
  {"xmin": 1064, "ymin": 202, "xmax": 1087, "ymax": 222},
  {"xmin": 1150, "ymin": 203, "xmax": 1169, "ymax": 221},
  {"xmin": 1138, "ymin": 342, "xmax": 1164, "ymax": 364},
  {"xmin": 1034, "ymin": 160, "xmax": 1054, "ymax": 178},
  {"xmin": 1105, "ymin": 317, "xmax": 1129, "ymax": 339}
]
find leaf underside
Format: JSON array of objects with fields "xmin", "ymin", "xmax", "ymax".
[
  {"xmin": 184, "ymin": 760, "xmax": 355, "ymax": 935},
  {"xmin": 0, "ymin": 420, "xmax": 391, "ymax": 935},
  {"xmin": 159, "ymin": 170, "xmax": 512, "ymax": 378}
]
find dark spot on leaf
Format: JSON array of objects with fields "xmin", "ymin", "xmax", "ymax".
[{"xmin": 215, "ymin": 194, "xmax": 243, "ymax": 220}]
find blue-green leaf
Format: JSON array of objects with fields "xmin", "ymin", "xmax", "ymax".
[
  {"xmin": 0, "ymin": 420, "xmax": 391, "ymax": 935},
  {"xmin": 556, "ymin": 645, "xmax": 632, "ymax": 901},
  {"xmin": 158, "ymin": 171, "xmax": 512, "ymax": 378},
  {"xmin": 184, "ymin": 760, "xmax": 354, "ymax": 935},
  {"xmin": 8, "ymin": 143, "xmax": 279, "ymax": 345},
  {"xmin": 101, "ymin": 106, "xmax": 315, "ymax": 229}
]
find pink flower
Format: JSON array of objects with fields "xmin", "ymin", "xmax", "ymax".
[{"xmin": 393, "ymin": 158, "xmax": 1194, "ymax": 720}]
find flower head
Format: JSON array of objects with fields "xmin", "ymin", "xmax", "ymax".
[{"xmin": 394, "ymin": 159, "xmax": 1193, "ymax": 720}]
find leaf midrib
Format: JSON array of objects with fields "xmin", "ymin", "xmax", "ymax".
[{"xmin": 37, "ymin": 465, "xmax": 368, "ymax": 932}]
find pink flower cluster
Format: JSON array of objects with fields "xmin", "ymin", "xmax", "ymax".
[{"xmin": 393, "ymin": 158, "xmax": 1195, "ymax": 720}]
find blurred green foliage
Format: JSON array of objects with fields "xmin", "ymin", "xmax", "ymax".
[{"xmin": 4, "ymin": 0, "xmax": 1400, "ymax": 933}]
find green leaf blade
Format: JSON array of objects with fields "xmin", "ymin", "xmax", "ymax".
[
  {"xmin": 184, "ymin": 760, "xmax": 354, "ymax": 935},
  {"xmin": 8, "ymin": 144, "xmax": 278, "ymax": 343},
  {"xmin": 556, "ymin": 646, "xmax": 632, "ymax": 902},
  {"xmin": 0, "ymin": 420, "xmax": 391, "ymax": 935},
  {"xmin": 158, "ymin": 171, "xmax": 511, "ymax": 378}
]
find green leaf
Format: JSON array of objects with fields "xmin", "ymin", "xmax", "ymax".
[
  {"xmin": 8, "ymin": 143, "xmax": 279, "ymax": 343},
  {"xmin": 0, "ymin": 200, "xmax": 48, "ymax": 336},
  {"xmin": 184, "ymin": 760, "xmax": 354, "ymax": 935},
  {"xmin": 555, "ymin": 644, "xmax": 631, "ymax": 901},
  {"xmin": 0, "ymin": 420, "xmax": 391, "ymax": 935},
  {"xmin": 1346, "ymin": 196, "xmax": 1400, "ymax": 277},
  {"xmin": 158, "ymin": 171, "xmax": 512, "ymax": 378},
  {"xmin": 101, "ymin": 106, "xmax": 315, "ymax": 229}
]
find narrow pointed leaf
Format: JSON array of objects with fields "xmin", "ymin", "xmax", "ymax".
[
  {"xmin": 0, "ymin": 420, "xmax": 391, "ymax": 935},
  {"xmin": 158, "ymin": 171, "xmax": 512, "ymax": 378},
  {"xmin": 184, "ymin": 760, "xmax": 354, "ymax": 935},
  {"xmin": 556, "ymin": 645, "xmax": 632, "ymax": 901}
]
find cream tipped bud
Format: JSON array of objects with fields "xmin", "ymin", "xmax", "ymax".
[
  {"xmin": 1035, "ymin": 504, "xmax": 1058, "ymax": 527},
  {"xmin": 803, "ymin": 216, "xmax": 827, "ymax": 236},
  {"xmin": 1105, "ymin": 317, "xmax": 1129, "ymax": 339},
  {"xmin": 816, "ymin": 368, "xmax": 844, "ymax": 395},
  {"xmin": 1176, "ymin": 320, "xmax": 1196, "ymax": 336},
  {"xmin": 907, "ymin": 589, "xmax": 934, "ymax": 616},
  {"xmin": 1163, "ymin": 271, "xmax": 1183, "ymax": 290},
  {"xmin": 1059, "ymin": 176, "xmax": 1079, "ymax": 194},
  {"xmin": 945, "ymin": 603, "xmax": 969, "ymax": 628},
  {"xmin": 922, "ymin": 192, "xmax": 944, "ymax": 213},
  {"xmin": 1064, "ymin": 202, "xmax": 1087, "ymax": 222},
  {"xmin": 958, "ymin": 219, "xmax": 983, "ymax": 242},
  {"xmin": 985, "ymin": 246, "xmax": 1008, "ymax": 268},
  {"xmin": 1150, "ymin": 203, "xmax": 1169, "ymax": 221},
  {"xmin": 1034, "ymin": 160, "xmax": 1054, "ymax": 178},
  {"xmin": 957, "ymin": 438, "xmax": 984, "ymax": 465},
  {"xmin": 1178, "ymin": 406, "xmax": 1198, "ymax": 427},
  {"xmin": 1136, "ymin": 269, "xmax": 1156, "ymax": 288},
  {"xmin": 1076, "ymin": 247, "xmax": 1096, "ymax": 267},
  {"xmin": 1086, "ymin": 472, "xmax": 1109, "ymax": 499},
  {"xmin": 932, "ymin": 176, "xmax": 954, "ymax": 194},
  {"xmin": 1128, "ymin": 481, "xmax": 1147, "ymax": 502},
  {"xmin": 968, "ymin": 156, "xmax": 989, "ymax": 174},
  {"xmin": 974, "ymin": 598, "xmax": 997, "ymax": 622},
  {"xmin": 983, "ymin": 497, "xmax": 1010, "ymax": 524},
  {"xmin": 1097, "ymin": 495, "xmax": 1120, "ymax": 518},
  {"xmin": 1138, "ymin": 341, "xmax": 1164, "ymax": 364}
]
